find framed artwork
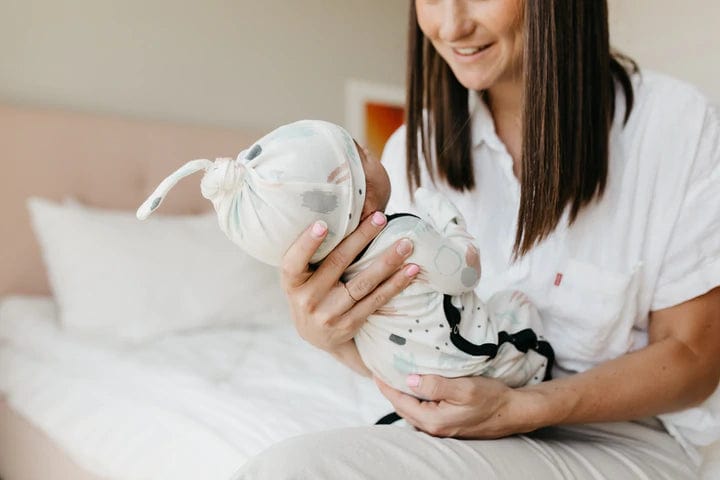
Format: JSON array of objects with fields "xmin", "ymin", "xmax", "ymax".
[{"xmin": 345, "ymin": 79, "xmax": 405, "ymax": 159}]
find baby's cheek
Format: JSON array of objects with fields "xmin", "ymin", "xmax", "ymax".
[{"xmin": 361, "ymin": 189, "xmax": 386, "ymax": 217}]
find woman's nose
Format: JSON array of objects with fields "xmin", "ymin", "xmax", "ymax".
[{"xmin": 438, "ymin": 0, "xmax": 474, "ymax": 42}]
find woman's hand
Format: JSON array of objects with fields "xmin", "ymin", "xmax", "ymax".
[
  {"xmin": 377, "ymin": 287, "xmax": 720, "ymax": 439},
  {"xmin": 281, "ymin": 211, "xmax": 419, "ymax": 353},
  {"xmin": 374, "ymin": 374, "xmax": 540, "ymax": 439}
]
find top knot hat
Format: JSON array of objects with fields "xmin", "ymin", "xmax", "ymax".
[{"xmin": 137, "ymin": 120, "xmax": 366, "ymax": 265}]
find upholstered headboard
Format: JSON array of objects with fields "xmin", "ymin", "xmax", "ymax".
[{"xmin": 0, "ymin": 103, "xmax": 261, "ymax": 296}]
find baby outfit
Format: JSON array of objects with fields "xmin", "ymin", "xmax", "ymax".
[
  {"xmin": 138, "ymin": 120, "xmax": 554, "ymax": 395},
  {"xmin": 346, "ymin": 188, "xmax": 554, "ymax": 394}
]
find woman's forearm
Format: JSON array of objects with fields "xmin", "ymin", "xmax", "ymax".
[
  {"xmin": 373, "ymin": 289, "xmax": 720, "ymax": 439},
  {"xmin": 518, "ymin": 335, "xmax": 719, "ymax": 430},
  {"xmin": 519, "ymin": 289, "xmax": 720, "ymax": 430},
  {"xmin": 329, "ymin": 339, "xmax": 372, "ymax": 377}
]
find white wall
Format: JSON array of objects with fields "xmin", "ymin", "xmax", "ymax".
[
  {"xmin": 0, "ymin": 0, "xmax": 408, "ymax": 130},
  {"xmin": 608, "ymin": 0, "xmax": 720, "ymax": 103},
  {"xmin": 3, "ymin": 0, "xmax": 717, "ymax": 130}
]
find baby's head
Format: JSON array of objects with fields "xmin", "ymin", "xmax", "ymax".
[
  {"xmin": 138, "ymin": 120, "xmax": 390, "ymax": 266},
  {"xmin": 353, "ymin": 139, "xmax": 391, "ymax": 221}
]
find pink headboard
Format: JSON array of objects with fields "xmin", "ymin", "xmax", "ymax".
[{"xmin": 0, "ymin": 103, "xmax": 261, "ymax": 296}]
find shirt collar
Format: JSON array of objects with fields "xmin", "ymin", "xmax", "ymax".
[{"xmin": 470, "ymin": 92, "xmax": 506, "ymax": 152}]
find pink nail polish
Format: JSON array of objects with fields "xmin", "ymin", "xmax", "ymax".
[
  {"xmin": 405, "ymin": 264, "xmax": 420, "ymax": 277},
  {"xmin": 311, "ymin": 221, "xmax": 327, "ymax": 238},
  {"xmin": 371, "ymin": 212, "xmax": 386, "ymax": 226},
  {"xmin": 406, "ymin": 374, "xmax": 421, "ymax": 388}
]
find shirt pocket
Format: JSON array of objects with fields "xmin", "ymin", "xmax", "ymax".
[{"xmin": 544, "ymin": 259, "xmax": 642, "ymax": 371}]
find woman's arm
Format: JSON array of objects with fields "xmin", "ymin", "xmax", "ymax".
[
  {"xmin": 375, "ymin": 286, "xmax": 720, "ymax": 438},
  {"xmin": 527, "ymin": 286, "xmax": 720, "ymax": 427}
]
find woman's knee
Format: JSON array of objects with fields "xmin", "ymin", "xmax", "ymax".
[
  {"xmin": 234, "ymin": 434, "xmax": 320, "ymax": 479},
  {"xmin": 234, "ymin": 426, "xmax": 426, "ymax": 480}
]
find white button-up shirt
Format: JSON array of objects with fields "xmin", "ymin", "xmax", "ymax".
[{"xmin": 381, "ymin": 71, "xmax": 720, "ymax": 461}]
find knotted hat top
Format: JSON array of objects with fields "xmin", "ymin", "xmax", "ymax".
[{"xmin": 137, "ymin": 120, "xmax": 366, "ymax": 265}]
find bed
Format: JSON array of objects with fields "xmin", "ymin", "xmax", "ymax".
[
  {"xmin": 0, "ymin": 103, "xmax": 392, "ymax": 480},
  {"xmin": 0, "ymin": 103, "xmax": 718, "ymax": 480}
]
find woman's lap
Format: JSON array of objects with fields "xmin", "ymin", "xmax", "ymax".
[{"xmin": 234, "ymin": 419, "xmax": 697, "ymax": 479}]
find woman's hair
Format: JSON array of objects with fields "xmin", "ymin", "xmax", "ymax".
[{"xmin": 405, "ymin": 0, "xmax": 636, "ymax": 257}]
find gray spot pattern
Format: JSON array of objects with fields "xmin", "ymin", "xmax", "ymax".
[
  {"xmin": 151, "ymin": 197, "xmax": 162, "ymax": 210},
  {"xmin": 301, "ymin": 190, "xmax": 339, "ymax": 214},
  {"xmin": 434, "ymin": 246, "xmax": 462, "ymax": 275},
  {"xmin": 389, "ymin": 334, "xmax": 406, "ymax": 346},
  {"xmin": 245, "ymin": 144, "xmax": 262, "ymax": 160},
  {"xmin": 393, "ymin": 353, "xmax": 417, "ymax": 374},
  {"xmin": 461, "ymin": 267, "xmax": 479, "ymax": 287}
]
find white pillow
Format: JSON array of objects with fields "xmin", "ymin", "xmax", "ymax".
[{"xmin": 27, "ymin": 197, "xmax": 290, "ymax": 343}]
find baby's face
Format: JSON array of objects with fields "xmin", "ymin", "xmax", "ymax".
[{"xmin": 354, "ymin": 141, "xmax": 391, "ymax": 220}]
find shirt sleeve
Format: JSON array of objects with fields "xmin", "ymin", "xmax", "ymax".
[{"xmin": 652, "ymin": 103, "xmax": 720, "ymax": 311}]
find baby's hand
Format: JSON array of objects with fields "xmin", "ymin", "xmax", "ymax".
[{"xmin": 414, "ymin": 187, "xmax": 468, "ymax": 232}]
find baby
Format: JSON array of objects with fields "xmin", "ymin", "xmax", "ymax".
[{"xmin": 137, "ymin": 120, "xmax": 554, "ymax": 396}]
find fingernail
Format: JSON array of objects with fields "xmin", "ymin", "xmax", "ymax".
[
  {"xmin": 396, "ymin": 238, "xmax": 412, "ymax": 256},
  {"xmin": 405, "ymin": 264, "xmax": 419, "ymax": 277},
  {"xmin": 371, "ymin": 211, "xmax": 386, "ymax": 226},
  {"xmin": 311, "ymin": 220, "xmax": 327, "ymax": 238},
  {"xmin": 406, "ymin": 374, "xmax": 421, "ymax": 388}
]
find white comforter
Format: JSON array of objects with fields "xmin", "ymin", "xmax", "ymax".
[
  {"xmin": 2, "ymin": 296, "xmax": 719, "ymax": 479},
  {"xmin": 0, "ymin": 296, "xmax": 392, "ymax": 480}
]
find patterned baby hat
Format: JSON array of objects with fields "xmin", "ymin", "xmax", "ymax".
[{"xmin": 137, "ymin": 120, "xmax": 366, "ymax": 266}]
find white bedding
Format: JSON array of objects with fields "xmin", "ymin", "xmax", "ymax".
[
  {"xmin": 1, "ymin": 296, "xmax": 719, "ymax": 480},
  {"xmin": 0, "ymin": 296, "xmax": 392, "ymax": 480}
]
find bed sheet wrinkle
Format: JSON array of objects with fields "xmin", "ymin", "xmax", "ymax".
[{"xmin": 0, "ymin": 296, "xmax": 392, "ymax": 480}]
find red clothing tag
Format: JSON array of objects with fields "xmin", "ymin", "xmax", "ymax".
[{"xmin": 554, "ymin": 273, "xmax": 563, "ymax": 286}]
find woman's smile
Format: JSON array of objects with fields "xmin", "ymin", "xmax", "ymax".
[
  {"xmin": 450, "ymin": 42, "xmax": 496, "ymax": 62},
  {"xmin": 416, "ymin": 0, "xmax": 524, "ymax": 92}
]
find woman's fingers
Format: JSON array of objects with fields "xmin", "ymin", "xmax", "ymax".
[
  {"xmin": 280, "ymin": 211, "xmax": 419, "ymax": 352},
  {"xmin": 313, "ymin": 212, "xmax": 389, "ymax": 292},
  {"xmin": 406, "ymin": 374, "xmax": 476, "ymax": 404},
  {"xmin": 373, "ymin": 376, "xmax": 440, "ymax": 429},
  {"xmin": 346, "ymin": 263, "xmax": 419, "ymax": 321},
  {"xmin": 327, "ymin": 236, "xmax": 419, "ymax": 339},
  {"xmin": 373, "ymin": 376, "xmax": 425, "ymax": 422},
  {"xmin": 281, "ymin": 220, "xmax": 329, "ymax": 289},
  {"xmin": 344, "ymin": 237, "xmax": 415, "ymax": 302},
  {"xmin": 325, "ymin": 263, "xmax": 420, "ymax": 346}
]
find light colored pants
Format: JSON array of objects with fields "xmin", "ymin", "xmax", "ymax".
[{"xmin": 234, "ymin": 419, "xmax": 698, "ymax": 479}]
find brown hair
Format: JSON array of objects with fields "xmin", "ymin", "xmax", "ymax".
[{"xmin": 405, "ymin": 0, "xmax": 636, "ymax": 257}]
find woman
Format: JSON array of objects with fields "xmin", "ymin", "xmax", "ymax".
[{"xmin": 237, "ymin": 1, "xmax": 720, "ymax": 478}]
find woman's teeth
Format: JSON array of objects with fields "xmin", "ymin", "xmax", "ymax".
[{"xmin": 455, "ymin": 45, "xmax": 489, "ymax": 55}]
